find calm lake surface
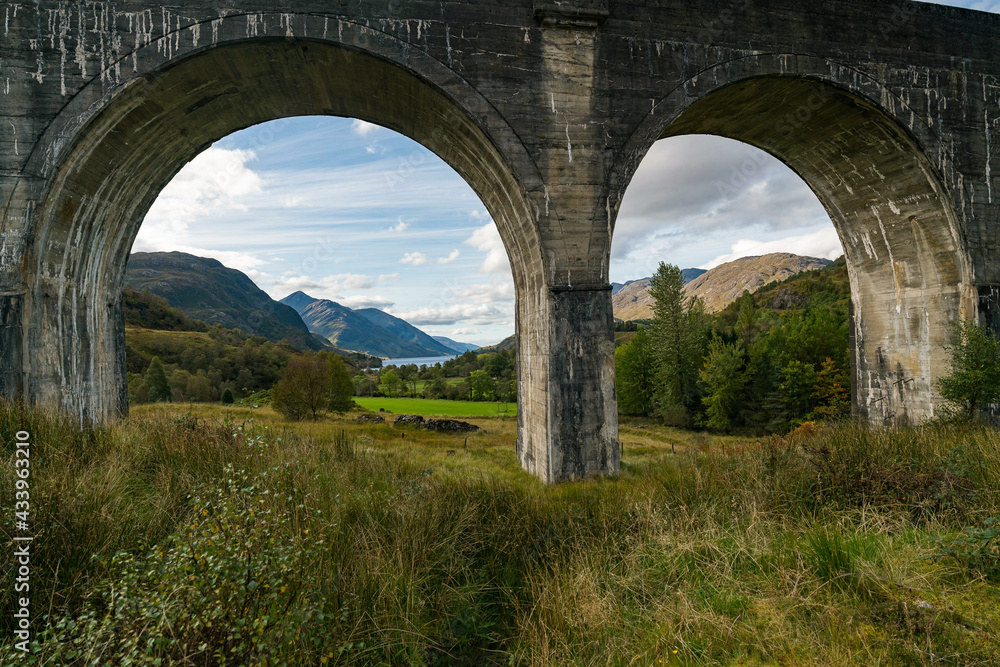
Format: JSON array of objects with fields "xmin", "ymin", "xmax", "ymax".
[{"xmin": 382, "ymin": 355, "xmax": 457, "ymax": 368}]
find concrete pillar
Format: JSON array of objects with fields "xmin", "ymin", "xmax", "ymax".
[
  {"xmin": 512, "ymin": 2, "xmax": 620, "ymax": 483},
  {"xmin": 516, "ymin": 281, "xmax": 619, "ymax": 483}
]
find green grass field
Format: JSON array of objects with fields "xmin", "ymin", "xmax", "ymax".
[
  {"xmin": 3, "ymin": 402, "xmax": 1000, "ymax": 665},
  {"xmin": 355, "ymin": 396, "xmax": 516, "ymax": 417}
]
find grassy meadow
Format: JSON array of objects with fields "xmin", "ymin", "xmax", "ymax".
[
  {"xmin": 354, "ymin": 397, "xmax": 516, "ymax": 417},
  {"xmin": 2, "ymin": 401, "xmax": 1000, "ymax": 665}
]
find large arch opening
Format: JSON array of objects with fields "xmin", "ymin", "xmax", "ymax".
[
  {"xmin": 22, "ymin": 38, "xmax": 542, "ymax": 428},
  {"xmin": 123, "ymin": 114, "xmax": 517, "ymax": 408},
  {"xmin": 616, "ymin": 75, "xmax": 972, "ymax": 423}
]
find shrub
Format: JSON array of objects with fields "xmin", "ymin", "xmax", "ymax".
[{"xmin": 36, "ymin": 465, "xmax": 326, "ymax": 665}]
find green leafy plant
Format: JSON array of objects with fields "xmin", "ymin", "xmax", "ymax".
[
  {"xmin": 931, "ymin": 517, "xmax": 1000, "ymax": 581},
  {"xmin": 36, "ymin": 464, "xmax": 327, "ymax": 665}
]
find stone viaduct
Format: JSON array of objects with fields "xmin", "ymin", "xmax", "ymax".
[{"xmin": 1, "ymin": 0, "xmax": 998, "ymax": 483}]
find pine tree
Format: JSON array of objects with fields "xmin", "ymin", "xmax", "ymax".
[
  {"xmin": 145, "ymin": 356, "xmax": 171, "ymax": 403},
  {"xmin": 699, "ymin": 336, "xmax": 750, "ymax": 431},
  {"xmin": 615, "ymin": 327, "xmax": 655, "ymax": 416},
  {"xmin": 649, "ymin": 262, "xmax": 703, "ymax": 425}
]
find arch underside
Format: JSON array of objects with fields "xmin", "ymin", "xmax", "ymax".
[
  {"xmin": 659, "ymin": 76, "xmax": 971, "ymax": 421},
  {"xmin": 25, "ymin": 38, "xmax": 545, "ymax": 424}
]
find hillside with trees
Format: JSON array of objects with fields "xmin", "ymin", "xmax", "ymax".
[
  {"xmin": 615, "ymin": 257, "xmax": 851, "ymax": 432},
  {"xmin": 123, "ymin": 288, "xmax": 377, "ymax": 406},
  {"xmin": 125, "ymin": 252, "xmax": 325, "ymax": 351}
]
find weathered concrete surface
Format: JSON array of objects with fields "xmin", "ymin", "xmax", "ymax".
[{"xmin": 1, "ymin": 0, "xmax": 999, "ymax": 482}]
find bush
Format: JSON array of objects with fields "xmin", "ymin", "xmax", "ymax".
[{"xmin": 36, "ymin": 466, "xmax": 326, "ymax": 665}]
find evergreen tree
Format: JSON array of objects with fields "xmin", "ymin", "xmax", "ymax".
[
  {"xmin": 699, "ymin": 336, "xmax": 750, "ymax": 431},
  {"xmin": 615, "ymin": 327, "xmax": 655, "ymax": 416},
  {"xmin": 327, "ymin": 354, "xmax": 356, "ymax": 412},
  {"xmin": 221, "ymin": 387, "xmax": 235, "ymax": 405},
  {"xmin": 145, "ymin": 356, "xmax": 171, "ymax": 403},
  {"xmin": 649, "ymin": 262, "xmax": 704, "ymax": 425}
]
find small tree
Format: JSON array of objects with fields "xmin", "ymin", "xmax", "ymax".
[
  {"xmin": 937, "ymin": 319, "xmax": 1000, "ymax": 420},
  {"xmin": 221, "ymin": 387, "xmax": 235, "ymax": 405},
  {"xmin": 145, "ymin": 356, "xmax": 171, "ymax": 403},
  {"xmin": 327, "ymin": 355, "xmax": 356, "ymax": 412},
  {"xmin": 380, "ymin": 369, "xmax": 402, "ymax": 398},
  {"xmin": 271, "ymin": 354, "xmax": 329, "ymax": 420}
]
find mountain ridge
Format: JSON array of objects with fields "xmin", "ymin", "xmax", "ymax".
[
  {"xmin": 281, "ymin": 291, "xmax": 472, "ymax": 358},
  {"xmin": 612, "ymin": 253, "xmax": 835, "ymax": 320},
  {"xmin": 125, "ymin": 252, "xmax": 324, "ymax": 351}
]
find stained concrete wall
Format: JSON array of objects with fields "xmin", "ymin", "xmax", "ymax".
[{"xmin": 1, "ymin": 0, "xmax": 999, "ymax": 482}]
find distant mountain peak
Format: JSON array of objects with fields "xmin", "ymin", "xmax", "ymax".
[{"xmin": 281, "ymin": 292, "xmax": 461, "ymax": 358}]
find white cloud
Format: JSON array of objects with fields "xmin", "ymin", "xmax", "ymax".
[
  {"xmin": 391, "ymin": 303, "xmax": 512, "ymax": 326},
  {"xmin": 701, "ymin": 227, "xmax": 844, "ymax": 270},
  {"xmin": 378, "ymin": 273, "xmax": 400, "ymax": 283},
  {"xmin": 454, "ymin": 278, "xmax": 514, "ymax": 304},
  {"xmin": 137, "ymin": 147, "xmax": 264, "ymax": 252},
  {"xmin": 351, "ymin": 119, "xmax": 379, "ymax": 136},
  {"xmin": 388, "ymin": 219, "xmax": 410, "ymax": 233},
  {"xmin": 401, "ymin": 251, "xmax": 430, "ymax": 266},
  {"xmin": 338, "ymin": 273, "xmax": 376, "ymax": 289},
  {"xmin": 338, "ymin": 295, "xmax": 395, "ymax": 309},
  {"xmin": 438, "ymin": 249, "xmax": 460, "ymax": 264},
  {"xmin": 464, "ymin": 223, "xmax": 510, "ymax": 274}
]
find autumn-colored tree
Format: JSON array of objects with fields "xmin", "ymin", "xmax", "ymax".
[{"xmin": 812, "ymin": 358, "xmax": 851, "ymax": 420}]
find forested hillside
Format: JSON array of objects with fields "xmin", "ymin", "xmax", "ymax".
[
  {"xmin": 616, "ymin": 257, "xmax": 851, "ymax": 432},
  {"xmin": 123, "ymin": 288, "xmax": 377, "ymax": 405}
]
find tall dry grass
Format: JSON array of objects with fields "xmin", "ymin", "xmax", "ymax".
[{"xmin": 1, "ymin": 403, "xmax": 999, "ymax": 665}]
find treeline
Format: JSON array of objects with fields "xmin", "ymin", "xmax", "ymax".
[
  {"xmin": 354, "ymin": 348, "xmax": 517, "ymax": 403},
  {"xmin": 615, "ymin": 258, "xmax": 851, "ymax": 433},
  {"xmin": 124, "ymin": 288, "xmax": 375, "ymax": 405}
]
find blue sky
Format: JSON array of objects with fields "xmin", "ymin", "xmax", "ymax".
[{"xmin": 136, "ymin": 0, "xmax": 994, "ymax": 347}]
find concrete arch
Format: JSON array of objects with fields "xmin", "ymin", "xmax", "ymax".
[
  {"xmin": 21, "ymin": 31, "xmax": 546, "ymax": 427},
  {"xmin": 611, "ymin": 58, "xmax": 973, "ymax": 422}
]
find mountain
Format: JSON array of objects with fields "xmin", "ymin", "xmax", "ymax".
[
  {"xmin": 124, "ymin": 252, "xmax": 323, "ymax": 351},
  {"xmin": 611, "ymin": 253, "xmax": 833, "ymax": 320},
  {"xmin": 612, "ymin": 269, "xmax": 704, "ymax": 296},
  {"xmin": 281, "ymin": 291, "xmax": 457, "ymax": 358},
  {"xmin": 612, "ymin": 278, "xmax": 655, "ymax": 321},
  {"xmin": 683, "ymin": 253, "xmax": 833, "ymax": 313},
  {"xmin": 353, "ymin": 308, "xmax": 457, "ymax": 356},
  {"xmin": 681, "ymin": 268, "xmax": 708, "ymax": 284},
  {"xmin": 432, "ymin": 336, "xmax": 481, "ymax": 354}
]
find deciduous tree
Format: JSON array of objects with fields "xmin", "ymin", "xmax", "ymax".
[
  {"xmin": 937, "ymin": 319, "xmax": 1000, "ymax": 420},
  {"xmin": 271, "ymin": 354, "xmax": 329, "ymax": 420},
  {"xmin": 327, "ymin": 354, "xmax": 356, "ymax": 412}
]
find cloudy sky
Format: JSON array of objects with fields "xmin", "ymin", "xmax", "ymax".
[{"xmin": 136, "ymin": 0, "xmax": 994, "ymax": 348}]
